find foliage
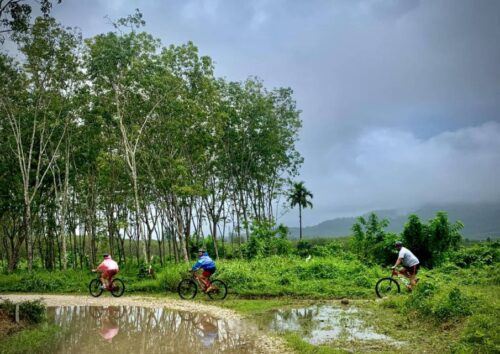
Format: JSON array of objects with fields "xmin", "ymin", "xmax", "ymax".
[
  {"xmin": 447, "ymin": 240, "xmax": 500, "ymax": 268},
  {"xmin": 288, "ymin": 181, "xmax": 313, "ymax": 240},
  {"xmin": 0, "ymin": 0, "xmax": 61, "ymax": 42},
  {"xmin": 0, "ymin": 300, "xmax": 46, "ymax": 324},
  {"xmin": 459, "ymin": 314, "xmax": 500, "ymax": 353},
  {"xmin": 402, "ymin": 212, "xmax": 463, "ymax": 267},
  {"xmin": 0, "ymin": 323, "xmax": 60, "ymax": 354},
  {"xmin": 351, "ymin": 212, "xmax": 464, "ymax": 267},
  {"xmin": 0, "ymin": 11, "xmax": 303, "ymax": 269},
  {"xmin": 351, "ymin": 213, "xmax": 397, "ymax": 265},
  {"xmin": 296, "ymin": 240, "xmax": 313, "ymax": 257},
  {"xmin": 243, "ymin": 220, "xmax": 292, "ymax": 259}
]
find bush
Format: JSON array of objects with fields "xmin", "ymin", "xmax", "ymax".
[
  {"xmin": 402, "ymin": 282, "xmax": 474, "ymax": 322},
  {"xmin": 432, "ymin": 287, "xmax": 472, "ymax": 321},
  {"xmin": 243, "ymin": 220, "xmax": 292, "ymax": 259},
  {"xmin": 459, "ymin": 314, "xmax": 500, "ymax": 352},
  {"xmin": 448, "ymin": 241, "xmax": 500, "ymax": 268},
  {"xmin": 0, "ymin": 323, "xmax": 59, "ymax": 354},
  {"xmin": 0, "ymin": 300, "xmax": 46, "ymax": 324}
]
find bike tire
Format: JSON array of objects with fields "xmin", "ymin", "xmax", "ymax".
[
  {"xmin": 89, "ymin": 279, "xmax": 103, "ymax": 297},
  {"xmin": 375, "ymin": 277, "xmax": 400, "ymax": 298},
  {"xmin": 89, "ymin": 306, "xmax": 102, "ymax": 318},
  {"xmin": 178, "ymin": 279, "xmax": 197, "ymax": 300},
  {"xmin": 110, "ymin": 278, "xmax": 125, "ymax": 297},
  {"xmin": 207, "ymin": 279, "xmax": 228, "ymax": 300}
]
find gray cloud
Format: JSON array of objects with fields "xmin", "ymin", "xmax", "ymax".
[{"xmin": 45, "ymin": 0, "xmax": 500, "ymax": 226}]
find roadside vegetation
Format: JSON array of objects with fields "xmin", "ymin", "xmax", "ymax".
[
  {"xmin": 0, "ymin": 7, "xmax": 499, "ymax": 354},
  {"xmin": 0, "ymin": 300, "xmax": 59, "ymax": 354},
  {"xmin": 0, "ymin": 229, "xmax": 497, "ymax": 352}
]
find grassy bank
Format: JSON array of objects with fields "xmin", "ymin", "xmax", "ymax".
[
  {"xmin": 0, "ymin": 300, "xmax": 60, "ymax": 354},
  {"xmin": 0, "ymin": 255, "xmax": 386, "ymax": 298},
  {"xmin": 0, "ymin": 324, "xmax": 60, "ymax": 354},
  {"xmin": 0, "ymin": 245, "xmax": 498, "ymax": 353}
]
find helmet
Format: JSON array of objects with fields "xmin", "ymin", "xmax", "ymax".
[
  {"xmin": 103, "ymin": 253, "xmax": 110, "ymax": 258},
  {"xmin": 394, "ymin": 241, "xmax": 403, "ymax": 247},
  {"xmin": 198, "ymin": 248, "xmax": 205, "ymax": 253}
]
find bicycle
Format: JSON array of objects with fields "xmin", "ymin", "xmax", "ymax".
[
  {"xmin": 177, "ymin": 271, "xmax": 228, "ymax": 300},
  {"xmin": 88, "ymin": 271, "xmax": 125, "ymax": 298},
  {"xmin": 375, "ymin": 268, "xmax": 415, "ymax": 298},
  {"xmin": 89, "ymin": 306, "xmax": 125, "ymax": 320}
]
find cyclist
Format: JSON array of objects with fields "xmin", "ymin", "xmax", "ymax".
[
  {"xmin": 392, "ymin": 241, "xmax": 420, "ymax": 291},
  {"xmin": 191, "ymin": 248, "xmax": 216, "ymax": 292},
  {"xmin": 93, "ymin": 254, "xmax": 119, "ymax": 290}
]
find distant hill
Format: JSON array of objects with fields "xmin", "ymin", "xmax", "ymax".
[{"xmin": 287, "ymin": 202, "xmax": 500, "ymax": 240}]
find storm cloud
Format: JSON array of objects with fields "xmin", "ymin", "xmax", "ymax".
[{"xmin": 49, "ymin": 0, "xmax": 500, "ymax": 225}]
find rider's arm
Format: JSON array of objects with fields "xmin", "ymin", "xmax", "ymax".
[
  {"xmin": 192, "ymin": 259, "xmax": 202, "ymax": 271},
  {"xmin": 392, "ymin": 257, "xmax": 402, "ymax": 269}
]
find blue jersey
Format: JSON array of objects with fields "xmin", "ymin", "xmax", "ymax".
[{"xmin": 192, "ymin": 252, "xmax": 216, "ymax": 271}]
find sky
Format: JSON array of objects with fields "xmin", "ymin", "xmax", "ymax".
[{"xmin": 47, "ymin": 0, "xmax": 500, "ymax": 226}]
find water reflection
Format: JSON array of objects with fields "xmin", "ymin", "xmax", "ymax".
[
  {"xmin": 259, "ymin": 305, "xmax": 404, "ymax": 346},
  {"xmin": 48, "ymin": 306, "xmax": 258, "ymax": 354}
]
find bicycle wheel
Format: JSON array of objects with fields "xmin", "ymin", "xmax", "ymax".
[
  {"xmin": 89, "ymin": 306, "xmax": 103, "ymax": 318},
  {"xmin": 89, "ymin": 279, "xmax": 103, "ymax": 297},
  {"xmin": 207, "ymin": 279, "xmax": 228, "ymax": 300},
  {"xmin": 178, "ymin": 279, "xmax": 197, "ymax": 300},
  {"xmin": 375, "ymin": 277, "xmax": 400, "ymax": 298},
  {"xmin": 110, "ymin": 278, "xmax": 125, "ymax": 297}
]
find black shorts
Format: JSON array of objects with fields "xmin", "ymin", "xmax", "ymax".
[{"xmin": 404, "ymin": 264, "xmax": 420, "ymax": 276}]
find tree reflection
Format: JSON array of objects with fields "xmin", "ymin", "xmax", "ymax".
[{"xmin": 47, "ymin": 306, "xmax": 258, "ymax": 353}]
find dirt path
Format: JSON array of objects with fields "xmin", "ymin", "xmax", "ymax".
[{"xmin": 0, "ymin": 294, "xmax": 290, "ymax": 353}]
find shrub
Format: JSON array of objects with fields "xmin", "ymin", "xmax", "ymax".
[
  {"xmin": 0, "ymin": 324, "xmax": 59, "ymax": 354},
  {"xmin": 432, "ymin": 287, "xmax": 472, "ymax": 321},
  {"xmin": 459, "ymin": 314, "xmax": 500, "ymax": 352},
  {"xmin": 448, "ymin": 241, "xmax": 500, "ymax": 268},
  {"xmin": 0, "ymin": 300, "xmax": 46, "ymax": 324}
]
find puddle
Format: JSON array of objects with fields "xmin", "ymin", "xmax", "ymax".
[
  {"xmin": 47, "ymin": 306, "xmax": 262, "ymax": 353},
  {"xmin": 257, "ymin": 304, "xmax": 404, "ymax": 347}
]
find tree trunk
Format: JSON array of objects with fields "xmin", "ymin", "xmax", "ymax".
[
  {"xmin": 24, "ymin": 200, "xmax": 33, "ymax": 271},
  {"xmin": 299, "ymin": 205, "xmax": 302, "ymax": 241}
]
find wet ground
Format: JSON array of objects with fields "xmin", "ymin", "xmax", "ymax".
[
  {"xmin": 47, "ymin": 305, "xmax": 266, "ymax": 354},
  {"xmin": 1, "ymin": 295, "xmax": 406, "ymax": 353},
  {"xmin": 256, "ymin": 304, "xmax": 404, "ymax": 348}
]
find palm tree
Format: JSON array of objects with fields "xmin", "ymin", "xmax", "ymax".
[{"xmin": 288, "ymin": 182, "xmax": 313, "ymax": 240}]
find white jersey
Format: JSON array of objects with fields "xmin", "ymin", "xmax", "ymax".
[{"xmin": 398, "ymin": 247, "xmax": 419, "ymax": 267}]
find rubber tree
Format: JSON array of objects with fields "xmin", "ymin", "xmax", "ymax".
[
  {"xmin": 0, "ymin": 17, "xmax": 81, "ymax": 270},
  {"xmin": 84, "ymin": 12, "xmax": 170, "ymax": 262}
]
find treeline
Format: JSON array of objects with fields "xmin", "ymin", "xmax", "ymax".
[
  {"xmin": 210, "ymin": 210, "xmax": 467, "ymax": 269},
  {"xmin": 351, "ymin": 211, "xmax": 463, "ymax": 267},
  {"xmin": 0, "ymin": 12, "xmax": 302, "ymax": 271}
]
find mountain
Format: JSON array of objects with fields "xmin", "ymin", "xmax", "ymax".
[{"xmin": 287, "ymin": 202, "xmax": 500, "ymax": 240}]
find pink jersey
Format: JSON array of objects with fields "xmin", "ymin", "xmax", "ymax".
[{"xmin": 97, "ymin": 258, "xmax": 119, "ymax": 271}]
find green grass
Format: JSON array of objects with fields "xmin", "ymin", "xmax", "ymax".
[
  {"xmin": 0, "ymin": 323, "xmax": 60, "ymax": 354},
  {"xmin": 0, "ymin": 253, "xmax": 498, "ymax": 353},
  {"xmin": 0, "ymin": 255, "xmax": 386, "ymax": 298},
  {"xmin": 282, "ymin": 333, "xmax": 347, "ymax": 354}
]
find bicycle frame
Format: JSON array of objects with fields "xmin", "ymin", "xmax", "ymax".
[
  {"xmin": 390, "ymin": 268, "xmax": 410, "ymax": 286},
  {"xmin": 192, "ymin": 271, "xmax": 211, "ymax": 290}
]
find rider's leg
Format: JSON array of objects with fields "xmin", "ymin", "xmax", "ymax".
[
  {"xmin": 398, "ymin": 267, "xmax": 409, "ymax": 277},
  {"xmin": 198, "ymin": 273, "xmax": 209, "ymax": 290},
  {"xmin": 398, "ymin": 267, "xmax": 413, "ymax": 290},
  {"xmin": 204, "ymin": 270, "xmax": 215, "ymax": 292},
  {"xmin": 409, "ymin": 265, "xmax": 420, "ymax": 289},
  {"xmin": 102, "ymin": 271, "xmax": 111, "ymax": 289},
  {"xmin": 99, "ymin": 272, "xmax": 107, "ymax": 289}
]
